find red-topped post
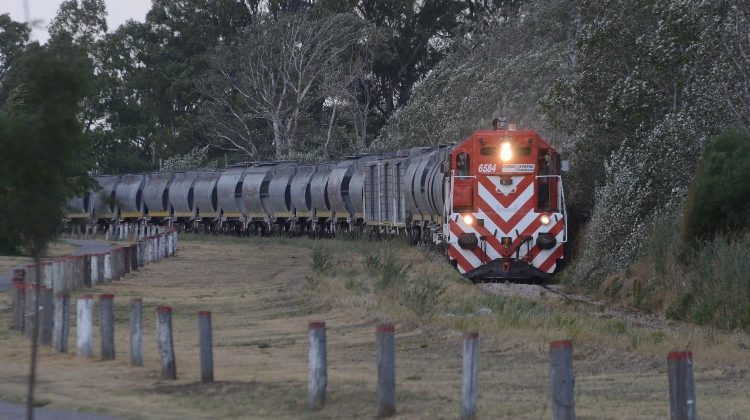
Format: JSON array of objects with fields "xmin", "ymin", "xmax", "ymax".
[
  {"xmin": 549, "ymin": 340, "xmax": 575, "ymax": 420},
  {"xmin": 376, "ymin": 323, "xmax": 396, "ymax": 417},
  {"xmin": 668, "ymin": 351, "xmax": 696, "ymax": 420},
  {"xmin": 199, "ymin": 311, "xmax": 214, "ymax": 383}
]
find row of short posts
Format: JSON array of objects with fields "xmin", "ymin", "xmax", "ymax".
[
  {"xmin": 307, "ymin": 323, "xmax": 697, "ymax": 420},
  {"xmin": 7, "ymin": 276, "xmax": 698, "ymax": 419},
  {"xmin": 99, "ymin": 223, "xmax": 170, "ymax": 242},
  {"xmin": 70, "ymin": 223, "xmax": 172, "ymax": 242},
  {"xmin": 8, "ymin": 229, "xmax": 179, "ymax": 352}
]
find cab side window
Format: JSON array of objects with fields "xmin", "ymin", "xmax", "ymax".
[{"xmin": 456, "ymin": 152, "xmax": 470, "ymax": 177}]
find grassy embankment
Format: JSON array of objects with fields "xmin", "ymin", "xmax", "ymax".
[{"xmin": 0, "ymin": 234, "xmax": 747, "ymax": 418}]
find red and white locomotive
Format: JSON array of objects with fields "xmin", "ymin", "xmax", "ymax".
[
  {"xmin": 68, "ymin": 122, "xmax": 566, "ymax": 282},
  {"xmin": 444, "ymin": 125, "xmax": 567, "ymax": 280}
]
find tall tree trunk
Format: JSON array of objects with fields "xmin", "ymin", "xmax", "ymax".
[
  {"xmin": 324, "ymin": 102, "xmax": 337, "ymax": 159},
  {"xmin": 273, "ymin": 119, "xmax": 283, "ymax": 159}
]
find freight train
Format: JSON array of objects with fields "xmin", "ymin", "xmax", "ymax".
[{"xmin": 66, "ymin": 124, "xmax": 568, "ymax": 281}]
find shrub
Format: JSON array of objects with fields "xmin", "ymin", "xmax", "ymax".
[
  {"xmin": 311, "ymin": 247, "xmax": 335, "ymax": 274},
  {"xmin": 400, "ymin": 274, "xmax": 448, "ymax": 318},
  {"xmin": 684, "ymin": 126, "xmax": 750, "ymax": 242},
  {"xmin": 376, "ymin": 252, "xmax": 411, "ymax": 291}
]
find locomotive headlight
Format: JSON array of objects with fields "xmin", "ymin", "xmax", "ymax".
[
  {"xmin": 462, "ymin": 214, "xmax": 474, "ymax": 225},
  {"xmin": 500, "ymin": 142, "xmax": 513, "ymax": 162},
  {"xmin": 540, "ymin": 214, "xmax": 551, "ymax": 225}
]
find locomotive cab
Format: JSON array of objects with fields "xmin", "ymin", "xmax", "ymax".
[{"xmin": 445, "ymin": 127, "xmax": 567, "ymax": 282}]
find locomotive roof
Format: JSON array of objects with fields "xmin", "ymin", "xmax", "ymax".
[{"xmin": 467, "ymin": 129, "xmax": 553, "ymax": 149}]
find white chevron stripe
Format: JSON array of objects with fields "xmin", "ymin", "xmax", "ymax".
[
  {"xmin": 475, "ymin": 205, "xmax": 539, "ymax": 238},
  {"xmin": 477, "ymin": 180, "xmax": 535, "ymax": 214}
]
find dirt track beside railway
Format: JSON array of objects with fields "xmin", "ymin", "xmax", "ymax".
[{"xmin": 1, "ymin": 236, "xmax": 749, "ymax": 419}]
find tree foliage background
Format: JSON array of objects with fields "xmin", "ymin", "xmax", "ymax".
[{"xmin": 1, "ymin": 0, "xmax": 749, "ymax": 292}]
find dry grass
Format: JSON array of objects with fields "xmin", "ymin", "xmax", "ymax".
[{"xmin": 0, "ymin": 234, "xmax": 748, "ymax": 419}]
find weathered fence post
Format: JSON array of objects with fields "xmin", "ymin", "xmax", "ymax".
[
  {"xmin": 308, "ymin": 321, "xmax": 327, "ymax": 409},
  {"xmin": 83, "ymin": 255, "xmax": 92, "ymax": 287},
  {"xmin": 52, "ymin": 292, "xmax": 70, "ymax": 353},
  {"xmin": 377, "ymin": 323, "xmax": 396, "ymax": 417},
  {"xmin": 73, "ymin": 256, "xmax": 83, "ymax": 289},
  {"xmin": 104, "ymin": 252, "xmax": 112, "ymax": 282},
  {"xmin": 63, "ymin": 258, "xmax": 74, "ymax": 291},
  {"xmin": 42, "ymin": 261, "xmax": 53, "ymax": 288},
  {"xmin": 38, "ymin": 286, "xmax": 54, "ymax": 346},
  {"xmin": 156, "ymin": 306, "xmax": 176, "ymax": 379},
  {"xmin": 199, "ymin": 311, "xmax": 214, "ymax": 383},
  {"xmin": 77, "ymin": 295, "xmax": 94, "ymax": 357},
  {"xmin": 24, "ymin": 283, "xmax": 37, "ymax": 339},
  {"xmin": 52, "ymin": 260, "xmax": 64, "ymax": 294},
  {"xmin": 550, "ymin": 340, "xmax": 575, "ymax": 420},
  {"xmin": 461, "ymin": 332, "xmax": 479, "ymax": 419},
  {"xmin": 11, "ymin": 273, "xmax": 26, "ymax": 332},
  {"xmin": 123, "ymin": 246, "xmax": 131, "ymax": 275},
  {"xmin": 100, "ymin": 294, "xmax": 115, "ymax": 360},
  {"xmin": 138, "ymin": 240, "xmax": 145, "ymax": 267},
  {"xmin": 130, "ymin": 298, "xmax": 143, "ymax": 366},
  {"xmin": 668, "ymin": 351, "xmax": 697, "ymax": 420},
  {"xmin": 131, "ymin": 243, "xmax": 139, "ymax": 271}
]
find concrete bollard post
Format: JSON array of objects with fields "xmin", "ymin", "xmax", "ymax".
[
  {"xmin": 461, "ymin": 332, "xmax": 480, "ymax": 419},
  {"xmin": 199, "ymin": 311, "xmax": 214, "ymax": 383},
  {"xmin": 156, "ymin": 307, "xmax": 177, "ymax": 379},
  {"xmin": 11, "ymin": 273, "xmax": 26, "ymax": 332},
  {"xmin": 145, "ymin": 238, "xmax": 152, "ymax": 264},
  {"xmin": 100, "ymin": 294, "xmax": 115, "ymax": 360},
  {"xmin": 64, "ymin": 258, "xmax": 74, "ymax": 291},
  {"xmin": 131, "ymin": 243, "xmax": 139, "ymax": 271},
  {"xmin": 96, "ymin": 254, "xmax": 105, "ymax": 284},
  {"xmin": 24, "ymin": 283, "xmax": 38, "ymax": 339},
  {"xmin": 74, "ymin": 256, "xmax": 84, "ymax": 289},
  {"xmin": 52, "ymin": 293, "xmax": 70, "ymax": 353},
  {"xmin": 130, "ymin": 298, "xmax": 143, "ymax": 366},
  {"xmin": 115, "ymin": 248, "xmax": 123, "ymax": 279},
  {"xmin": 89, "ymin": 255, "xmax": 98, "ymax": 286},
  {"xmin": 138, "ymin": 240, "xmax": 145, "ymax": 267},
  {"xmin": 42, "ymin": 261, "xmax": 53, "ymax": 289},
  {"xmin": 123, "ymin": 246, "xmax": 131, "ymax": 274},
  {"xmin": 104, "ymin": 252, "xmax": 112, "ymax": 282},
  {"xmin": 52, "ymin": 260, "xmax": 64, "ymax": 294},
  {"xmin": 668, "ymin": 351, "xmax": 697, "ymax": 420},
  {"xmin": 38, "ymin": 286, "xmax": 54, "ymax": 346},
  {"xmin": 83, "ymin": 255, "xmax": 92, "ymax": 287},
  {"xmin": 308, "ymin": 321, "xmax": 327, "ymax": 409},
  {"xmin": 112, "ymin": 252, "xmax": 119, "ymax": 281},
  {"xmin": 549, "ymin": 340, "xmax": 575, "ymax": 420},
  {"xmin": 376, "ymin": 323, "xmax": 396, "ymax": 417},
  {"xmin": 76, "ymin": 295, "xmax": 94, "ymax": 358}
]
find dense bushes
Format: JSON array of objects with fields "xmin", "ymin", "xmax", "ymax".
[{"xmin": 683, "ymin": 127, "xmax": 750, "ymax": 242}]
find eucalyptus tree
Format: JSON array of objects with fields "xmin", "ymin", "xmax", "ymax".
[{"xmin": 201, "ymin": 12, "xmax": 366, "ymax": 159}]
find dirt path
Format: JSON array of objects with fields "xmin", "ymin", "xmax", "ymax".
[{"xmin": 0, "ymin": 237, "xmax": 748, "ymax": 419}]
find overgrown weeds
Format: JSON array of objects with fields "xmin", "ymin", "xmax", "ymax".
[
  {"xmin": 596, "ymin": 216, "xmax": 750, "ymax": 331},
  {"xmin": 400, "ymin": 273, "xmax": 448, "ymax": 317},
  {"xmin": 311, "ymin": 247, "xmax": 335, "ymax": 275}
]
